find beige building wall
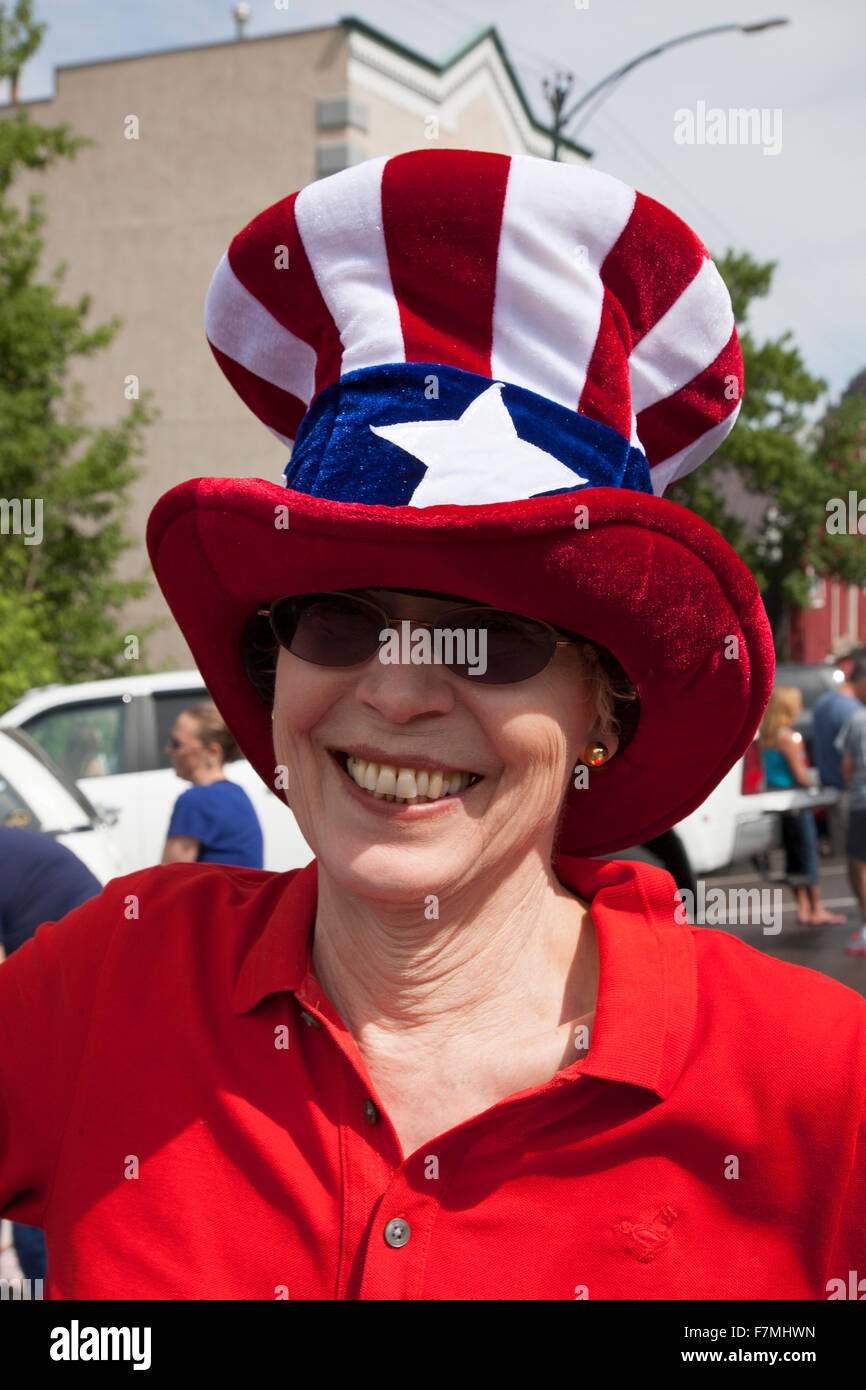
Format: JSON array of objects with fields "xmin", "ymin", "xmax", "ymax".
[{"xmin": 1, "ymin": 21, "xmax": 586, "ymax": 670}]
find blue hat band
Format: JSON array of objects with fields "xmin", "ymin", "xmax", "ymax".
[{"xmin": 283, "ymin": 362, "xmax": 652, "ymax": 506}]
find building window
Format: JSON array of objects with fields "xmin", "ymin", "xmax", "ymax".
[
  {"xmin": 316, "ymin": 141, "xmax": 369, "ymax": 177},
  {"xmin": 316, "ymin": 97, "xmax": 369, "ymax": 133},
  {"xmin": 806, "ymin": 568, "xmax": 825, "ymax": 608},
  {"xmin": 848, "ymin": 584, "xmax": 860, "ymax": 639}
]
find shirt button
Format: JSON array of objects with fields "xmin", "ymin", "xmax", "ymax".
[
  {"xmin": 384, "ymin": 1218, "xmax": 410, "ymax": 1248},
  {"xmin": 299, "ymin": 1009, "xmax": 321, "ymax": 1029},
  {"xmin": 363, "ymin": 1099, "xmax": 379, "ymax": 1124}
]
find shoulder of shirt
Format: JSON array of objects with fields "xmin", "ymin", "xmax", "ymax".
[
  {"xmin": 174, "ymin": 783, "xmax": 199, "ymax": 801},
  {"xmin": 70, "ymin": 862, "xmax": 305, "ymax": 938},
  {"xmin": 0, "ymin": 864, "xmax": 306, "ymax": 994},
  {"xmin": 690, "ymin": 923, "xmax": 866, "ymax": 1034},
  {"xmin": 109, "ymin": 860, "xmax": 298, "ymax": 895},
  {"xmin": 687, "ymin": 927, "xmax": 866, "ymax": 1125},
  {"xmin": 174, "ymin": 781, "xmax": 245, "ymax": 806}
]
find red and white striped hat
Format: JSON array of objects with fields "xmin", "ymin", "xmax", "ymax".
[{"xmin": 147, "ymin": 148, "xmax": 774, "ymax": 856}]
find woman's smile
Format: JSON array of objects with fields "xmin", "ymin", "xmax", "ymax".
[{"xmin": 327, "ymin": 745, "xmax": 485, "ymax": 817}]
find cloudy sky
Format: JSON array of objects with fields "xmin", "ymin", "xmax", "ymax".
[{"xmin": 15, "ymin": 0, "xmax": 866, "ymax": 409}]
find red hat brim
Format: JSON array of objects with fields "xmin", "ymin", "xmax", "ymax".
[{"xmin": 146, "ymin": 477, "xmax": 774, "ymax": 856}]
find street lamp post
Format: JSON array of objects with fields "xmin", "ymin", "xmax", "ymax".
[
  {"xmin": 233, "ymin": 4, "xmax": 251, "ymax": 41},
  {"xmin": 550, "ymin": 18, "xmax": 789, "ymax": 160}
]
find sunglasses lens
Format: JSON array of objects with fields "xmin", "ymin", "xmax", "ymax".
[
  {"xmin": 267, "ymin": 594, "xmax": 562, "ymax": 682},
  {"xmin": 271, "ymin": 593, "xmax": 382, "ymax": 667},
  {"xmin": 449, "ymin": 610, "xmax": 557, "ymax": 683}
]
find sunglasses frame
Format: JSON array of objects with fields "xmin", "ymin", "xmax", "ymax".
[{"xmin": 256, "ymin": 590, "xmax": 580, "ymax": 683}]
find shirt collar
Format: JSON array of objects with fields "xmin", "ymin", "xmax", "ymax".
[
  {"xmin": 232, "ymin": 859, "xmax": 319, "ymax": 1012},
  {"xmin": 232, "ymin": 854, "xmax": 697, "ymax": 1100}
]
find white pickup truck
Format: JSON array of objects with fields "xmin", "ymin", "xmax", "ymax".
[
  {"xmin": 669, "ymin": 747, "xmax": 837, "ymax": 877},
  {"xmin": 0, "ymin": 670, "xmax": 837, "ymax": 880}
]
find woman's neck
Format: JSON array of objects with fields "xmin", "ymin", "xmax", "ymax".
[
  {"xmin": 309, "ymin": 853, "xmax": 597, "ymax": 1058},
  {"xmin": 191, "ymin": 767, "xmax": 226, "ymax": 786}
]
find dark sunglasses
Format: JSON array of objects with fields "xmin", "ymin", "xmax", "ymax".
[{"xmin": 257, "ymin": 591, "xmax": 580, "ymax": 685}]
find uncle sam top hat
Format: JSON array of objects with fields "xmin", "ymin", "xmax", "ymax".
[{"xmin": 146, "ymin": 147, "xmax": 774, "ymax": 857}]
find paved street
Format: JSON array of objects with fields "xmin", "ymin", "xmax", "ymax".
[{"xmin": 705, "ymin": 855, "xmax": 865, "ymax": 996}]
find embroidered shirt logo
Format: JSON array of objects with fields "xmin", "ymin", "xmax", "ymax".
[{"xmin": 614, "ymin": 1203, "xmax": 678, "ymax": 1262}]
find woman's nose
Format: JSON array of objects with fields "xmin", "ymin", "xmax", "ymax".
[{"xmin": 353, "ymin": 654, "xmax": 456, "ymax": 721}]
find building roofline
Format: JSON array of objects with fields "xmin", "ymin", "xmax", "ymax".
[
  {"xmin": 340, "ymin": 14, "xmax": 592, "ymax": 158},
  {"xmin": 2, "ymin": 14, "xmax": 592, "ymax": 159},
  {"xmin": 8, "ymin": 18, "xmax": 340, "ymax": 82}
]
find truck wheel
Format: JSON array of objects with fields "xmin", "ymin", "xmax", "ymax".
[{"xmin": 641, "ymin": 829, "xmax": 697, "ymax": 899}]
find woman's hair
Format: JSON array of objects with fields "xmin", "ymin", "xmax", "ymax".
[
  {"xmin": 758, "ymin": 685, "xmax": 802, "ymax": 748},
  {"xmin": 186, "ymin": 701, "xmax": 243, "ymax": 764},
  {"xmin": 576, "ymin": 638, "xmax": 639, "ymax": 748},
  {"xmin": 240, "ymin": 603, "xmax": 641, "ymax": 755}
]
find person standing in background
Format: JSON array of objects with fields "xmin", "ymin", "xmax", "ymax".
[
  {"xmin": 813, "ymin": 655, "xmax": 865, "ymax": 858},
  {"xmin": 835, "ymin": 662, "xmax": 866, "ymax": 956},
  {"xmin": 0, "ymin": 825, "xmax": 102, "ymax": 1284},
  {"xmin": 162, "ymin": 702, "xmax": 263, "ymax": 869},
  {"xmin": 759, "ymin": 686, "xmax": 846, "ymax": 927}
]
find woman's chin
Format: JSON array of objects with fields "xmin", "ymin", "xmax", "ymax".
[{"xmin": 317, "ymin": 837, "xmax": 469, "ymax": 903}]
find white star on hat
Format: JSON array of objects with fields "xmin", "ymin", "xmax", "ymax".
[{"xmin": 369, "ymin": 382, "xmax": 586, "ymax": 506}]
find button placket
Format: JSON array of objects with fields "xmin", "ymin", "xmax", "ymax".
[
  {"xmin": 383, "ymin": 1216, "xmax": 410, "ymax": 1247},
  {"xmin": 355, "ymin": 1155, "xmax": 452, "ymax": 1299}
]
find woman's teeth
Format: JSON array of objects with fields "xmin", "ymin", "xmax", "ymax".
[{"xmin": 344, "ymin": 755, "xmax": 478, "ymax": 804}]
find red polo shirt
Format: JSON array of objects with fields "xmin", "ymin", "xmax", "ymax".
[{"xmin": 1, "ymin": 855, "xmax": 864, "ymax": 1300}]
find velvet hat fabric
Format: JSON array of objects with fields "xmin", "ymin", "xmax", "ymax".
[{"xmin": 146, "ymin": 148, "xmax": 774, "ymax": 855}]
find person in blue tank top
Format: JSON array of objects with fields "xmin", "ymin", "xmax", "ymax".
[
  {"xmin": 162, "ymin": 702, "xmax": 263, "ymax": 869},
  {"xmin": 758, "ymin": 685, "xmax": 845, "ymax": 927}
]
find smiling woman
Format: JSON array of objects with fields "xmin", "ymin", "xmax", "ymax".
[{"xmin": 2, "ymin": 148, "xmax": 865, "ymax": 1303}]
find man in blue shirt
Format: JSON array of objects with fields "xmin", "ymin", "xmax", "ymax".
[
  {"xmin": 814, "ymin": 656, "xmax": 863, "ymax": 856},
  {"xmin": 0, "ymin": 826, "xmax": 102, "ymax": 954},
  {"xmin": 835, "ymin": 657, "xmax": 866, "ymax": 954},
  {"xmin": 0, "ymin": 825, "xmax": 103, "ymax": 1283}
]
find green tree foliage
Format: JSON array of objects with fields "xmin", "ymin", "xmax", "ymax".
[
  {"xmin": 666, "ymin": 250, "xmax": 843, "ymax": 651},
  {"xmin": 0, "ymin": 17, "xmax": 157, "ymax": 712},
  {"xmin": 0, "ymin": 0, "xmax": 44, "ymax": 104},
  {"xmin": 809, "ymin": 382, "xmax": 866, "ymax": 585}
]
